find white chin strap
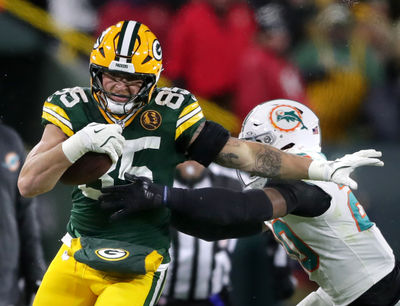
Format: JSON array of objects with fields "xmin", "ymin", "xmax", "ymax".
[{"xmin": 105, "ymin": 96, "xmax": 135, "ymax": 115}]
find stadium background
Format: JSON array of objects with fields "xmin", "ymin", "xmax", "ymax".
[{"xmin": 0, "ymin": 0, "xmax": 399, "ymax": 304}]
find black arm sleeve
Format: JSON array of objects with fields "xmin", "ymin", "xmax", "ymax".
[
  {"xmin": 266, "ymin": 179, "xmax": 331, "ymax": 217},
  {"xmin": 187, "ymin": 120, "xmax": 230, "ymax": 167},
  {"xmin": 170, "ymin": 212, "xmax": 263, "ymax": 241},
  {"xmin": 167, "ymin": 187, "xmax": 273, "ymax": 225}
]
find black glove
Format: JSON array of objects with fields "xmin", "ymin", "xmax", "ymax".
[{"xmin": 99, "ymin": 173, "xmax": 168, "ymax": 221}]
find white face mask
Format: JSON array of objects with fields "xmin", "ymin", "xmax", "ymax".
[
  {"xmin": 105, "ymin": 96, "xmax": 135, "ymax": 115},
  {"xmin": 236, "ymin": 169, "xmax": 268, "ymax": 190}
]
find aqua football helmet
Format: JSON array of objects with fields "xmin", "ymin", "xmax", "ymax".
[{"xmin": 90, "ymin": 20, "xmax": 162, "ymax": 120}]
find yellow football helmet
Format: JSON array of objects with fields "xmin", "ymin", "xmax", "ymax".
[{"xmin": 90, "ymin": 20, "xmax": 163, "ymax": 119}]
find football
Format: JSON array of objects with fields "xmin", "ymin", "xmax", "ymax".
[{"xmin": 60, "ymin": 152, "xmax": 112, "ymax": 185}]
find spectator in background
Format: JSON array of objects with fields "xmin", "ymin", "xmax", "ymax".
[
  {"xmin": 95, "ymin": 0, "xmax": 173, "ymax": 45},
  {"xmin": 249, "ymin": 0, "xmax": 316, "ymax": 49},
  {"xmin": 293, "ymin": 3, "xmax": 385, "ymax": 143},
  {"xmin": 158, "ymin": 161, "xmax": 241, "ymax": 306},
  {"xmin": 163, "ymin": 0, "xmax": 256, "ymax": 110},
  {"xmin": 352, "ymin": 0, "xmax": 393, "ymax": 63},
  {"xmin": 234, "ymin": 3, "xmax": 308, "ymax": 122},
  {"xmin": 48, "ymin": 0, "xmax": 98, "ymax": 34},
  {"xmin": 354, "ymin": 1, "xmax": 400, "ymax": 142},
  {"xmin": 0, "ymin": 122, "xmax": 46, "ymax": 306}
]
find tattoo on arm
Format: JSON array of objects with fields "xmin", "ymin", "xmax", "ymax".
[
  {"xmin": 254, "ymin": 146, "xmax": 281, "ymax": 177},
  {"xmin": 216, "ymin": 138, "xmax": 283, "ymax": 177},
  {"xmin": 215, "ymin": 152, "xmax": 240, "ymax": 166},
  {"xmin": 215, "ymin": 138, "xmax": 241, "ymax": 166}
]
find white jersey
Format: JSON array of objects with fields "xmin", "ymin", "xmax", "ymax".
[{"xmin": 266, "ymin": 180, "xmax": 395, "ymax": 305}]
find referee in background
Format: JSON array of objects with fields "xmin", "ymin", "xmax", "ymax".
[{"xmin": 157, "ymin": 161, "xmax": 241, "ymax": 306}]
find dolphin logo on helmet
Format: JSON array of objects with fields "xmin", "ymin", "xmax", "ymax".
[{"xmin": 276, "ymin": 110, "xmax": 308, "ymax": 130}]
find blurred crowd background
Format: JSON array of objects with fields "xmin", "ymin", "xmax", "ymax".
[{"xmin": 1, "ymin": 0, "xmax": 399, "ymax": 305}]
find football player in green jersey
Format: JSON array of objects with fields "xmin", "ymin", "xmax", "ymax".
[{"xmin": 18, "ymin": 21, "xmax": 383, "ymax": 306}]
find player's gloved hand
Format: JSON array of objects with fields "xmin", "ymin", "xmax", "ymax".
[
  {"xmin": 308, "ymin": 149, "xmax": 384, "ymax": 189},
  {"xmin": 99, "ymin": 173, "xmax": 169, "ymax": 221},
  {"xmin": 62, "ymin": 122, "xmax": 125, "ymax": 164}
]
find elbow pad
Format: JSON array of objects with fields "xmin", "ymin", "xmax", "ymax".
[
  {"xmin": 241, "ymin": 189, "xmax": 274, "ymax": 223},
  {"xmin": 267, "ymin": 179, "xmax": 331, "ymax": 217}
]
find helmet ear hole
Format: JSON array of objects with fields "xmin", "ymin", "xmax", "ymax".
[
  {"xmin": 99, "ymin": 47, "xmax": 105, "ymax": 58},
  {"xmin": 281, "ymin": 143, "xmax": 295, "ymax": 151}
]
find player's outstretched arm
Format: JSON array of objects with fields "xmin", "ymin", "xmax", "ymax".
[
  {"xmin": 99, "ymin": 175, "xmax": 332, "ymax": 239},
  {"xmin": 18, "ymin": 123, "xmax": 125, "ymax": 197},
  {"xmin": 216, "ymin": 138, "xmax": 384, "ymax": 189},
  {"xmin": 100, "ymin": 173, "xmax": 288, "ymax": 223},
  {"xmin": 215, "ymin": 137, "xmax": 310, "ymax": 180}
]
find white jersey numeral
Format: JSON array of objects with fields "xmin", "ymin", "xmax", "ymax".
[
  {"xmin": 79, "ymin": 136, "xmax": 161, "ymax": 199},
  {"xmin": 154, "ymin": 88, "xmax": 189, "ymax": 109},
  {"xmin": 271, "ymin": 219, "xmax": 319, "ymax": 273},
  {"xmin": 53, "ymin": 87, "xmax": 89, "ymax": 108}
]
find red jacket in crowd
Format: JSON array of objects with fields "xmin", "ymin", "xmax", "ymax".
[
  {"xmin": 235, "ymin": 43, "xmax": 308, "ymax": 121},
  {"xmin": 163, "ymin": 0, "xmax": 256, "ymax": 100}
]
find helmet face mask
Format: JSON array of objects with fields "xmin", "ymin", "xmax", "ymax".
[
  {"xmin": 89, "ymin": 21, "xmax": 163, "ymax": 120},
  {"xmin": 237, "ymin": 99, "xmax": 321, "ymax": 189},
  {"xmin": 90, "ymin": 65, "xmax": 156, "ymax": 116}
]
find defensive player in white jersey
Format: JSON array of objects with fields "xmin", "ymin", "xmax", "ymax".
[
  {"xmin": 100, "ymin": 100, "xmax": 399, "ymax": 306},
  {"xmin": 237, "ymin": 100, "xmax": 399, "ymax": 305}
]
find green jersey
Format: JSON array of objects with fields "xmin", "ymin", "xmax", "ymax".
[{"xmin": 41, "ymin": 86, "xmax": 205, "ymax": 259}]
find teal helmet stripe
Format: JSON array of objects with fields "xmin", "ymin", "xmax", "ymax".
[{"xmin": 116, "ymin": 21, "xmax": 141, "ymax": 64}]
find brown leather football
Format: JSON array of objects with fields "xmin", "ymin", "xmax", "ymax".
[{"xmin": 60, "ymin": 152, "xmax": 112, "ymax": 185}]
